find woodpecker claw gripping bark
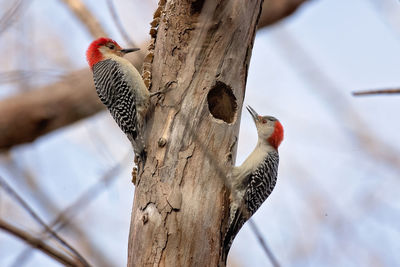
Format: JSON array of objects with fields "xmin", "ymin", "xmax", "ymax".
[
  {"xmin": 223, "ymin": 106, "xmax": 284, "ymax": 261},
  {"xmin": 86, "ymin": 38, "xmax": 150, "ymax": 172}
]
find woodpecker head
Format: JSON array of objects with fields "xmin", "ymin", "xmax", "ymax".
[
  {"xmin": 86, "ymin": 37, "xmax": 140, "ymax": 69},
  {"xmin": 246, "ymin": 106, "xmax": 284, "ymax": 150}
]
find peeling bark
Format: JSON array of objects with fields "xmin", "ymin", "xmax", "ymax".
[{"xmin": 127, "ymin": 1, "xmax": 263, "ymax": 266}]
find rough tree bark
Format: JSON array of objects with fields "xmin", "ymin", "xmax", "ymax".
[
  {"xmin": 127, "ymin": 1, "xmax": 263, "ymax": 266},
  {"xmin": 0, "ymin": 0, "xmax": 308, "ymax": 150}
]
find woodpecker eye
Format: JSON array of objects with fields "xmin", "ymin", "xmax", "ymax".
[
  {"xmin": 262, "ymin": 119, "xmax": 267, "ymax": 124},
  {"xmin": 107, "ymin": 43, "xmax": 116, "ymax": 50}
]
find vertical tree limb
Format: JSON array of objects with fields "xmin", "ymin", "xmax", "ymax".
[{"xmin": 127, "ymin": 1, "xmax": 263, "ymax": 266}]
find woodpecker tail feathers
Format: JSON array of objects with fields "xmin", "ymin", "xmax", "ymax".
[
  {"xmin": 127, "ymin": 133, "xmax": 147, "ymax": 174},
  {"xmin": 222, "ymin": 208, "xmax": 246, "ymax": 263},
  {"xmin": 136, "ymin": 148, "xmax": 147, "ymax": 173}
]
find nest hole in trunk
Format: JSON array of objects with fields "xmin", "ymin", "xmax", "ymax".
[{"xmin": 207, "ymin": 81, "xmax": 237, "ymax": 124}]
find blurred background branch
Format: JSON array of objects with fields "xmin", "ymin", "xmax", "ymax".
[
  {"xmin": 0, "ymin": 175, "xmax": 90, "ymax": 266},
  {"xmin": 59, "ymin": 0, "xmax": 108, "ymax": 38},
  {"xmin": 248, "ymin": 220, "xmax": 280, "ymax": 267},
  {"xmin": 11, "ymin": 153, "xmax": 129, "ymax": 267},
  {"xmin": 0, "ymin": 0, "xmax": 29, "ymax": 35},
  {"xmin": 258, "ymin": 0, "xmax": 309, "ymax": 28},
  {"xmin": 106, "ymin": 0, "xmax": 136, "ymax": 47},
  {"xmin": 0, "ymin": 219, "xmax": 78, "ymax": 267},
  {"xmin": 353, "ymin": 88, "xmax": 400, "ymax": 96},
  {"xmin": 269, "ymin": 28, "xmax": 400, "ymax": 172}
]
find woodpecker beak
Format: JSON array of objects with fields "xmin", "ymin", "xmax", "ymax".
[
  {"xmin": 120, "ymin": 48, "xmax": 140, "ymax": 54},
  {"xmin": 246, "ymin": 105, "xmax": 259, "ymax": 123}
]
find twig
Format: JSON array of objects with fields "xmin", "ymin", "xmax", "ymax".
[
  {"xmin": 0, "ymin": 219, "xmax": 78, "ymax": 267},
  {"xmin": 258, "ymin": 0, "xmax": 308, "ymax": 28},
  {"xmin": 288, "ymin": 158, "xmax": 384, "ymax": 263},
  {"xmin": 0, "ymin": 176, "xmax": 91, "ymax": 267},
  {"xmin": 106, "ymin": 0, "xmax": 137, "ymax": 47},
  {"xmin": 248, "ymin": 220, "xmax": 281, "ymax": 267},
  {"xmin": 0, "ymin": 69, "xmax": 64, "ymax": 84},
  {"xmin": 12, "ymin": 154, "xmax": 129, "ymax": 266},
  {"xmin": 270, "ymin": 28, "xmax": 400, "ymax": 171},
  {"xmin": 353, "ymin": 88, "xmax": 400, "ymax": 96},
  {"xmin": 52, "ymin": 154, "xmax": 129, "ymax": 232},
  {"xmin": 59, "ymin": 0, "xmax": 108, "ymax": 38},
  {"xmin": 0, "ymin": 0, "xmax": 29, "ymax": 35}
]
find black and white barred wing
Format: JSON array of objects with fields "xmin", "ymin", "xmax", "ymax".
[
  {"xmin": 223, "ymin": 151, "xmax": 279, "ymax": 261},
  {"xmin": 245, "ymin": 150, "xmax": 279, "ymax": 215},
  {"xmin": 92, "ymin": 59, "xmax": 138, "ymax": 141}
]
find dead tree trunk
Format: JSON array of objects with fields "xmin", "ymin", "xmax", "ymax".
[{"xmin": 128, "ymin": 1, "xmax": 263, "ymax": 266}]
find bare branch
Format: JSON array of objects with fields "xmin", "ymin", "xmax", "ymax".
[
  {"xmin": 0, "ymin": 176, "xmax": 91, "ymax": 267},
  {"xmin": 0, "ymin": 219, "xmax": 78, "ymax": 267},
  {"xmin": 5, "ymin": 153, "xmax": 121, "ymax": 267},
  {"xmin": 106, "ymin": 0, "xmax": 136, "ymax": 47},
  {"xmin": 0, "ymin": 70, "xmax": 102, "ymax": 150},
  {"xmin": 0, "ymin": 69, "xmax": 64, "ymax": 84},
  {"xmin": 59, "ymin": 0, "xmax": 108, "ymax": 38},
  {"xmin": 248, "ymin": 220, "xmax": 280, "ymax": 267},
  {"xmin": 51, "ymin": 154, "xmax": 129, "ymax": 233},
  {"xmin": 0, "ymin": 50, "xmax": 146, "ymax": 150},
  {"xmin": 258, "ymin": 0, "xmax": 309, "ymax": 28},
  {"xmin": 270, "ymin": 28, "xmax": 400, "ymax": 172},
  {"xmin": 0, "ymin": 0, "xmax": 30, "ymax": 35},
  {"xmin": 353, "ymin": 88, "xmax": 400, "ymax": 96}
]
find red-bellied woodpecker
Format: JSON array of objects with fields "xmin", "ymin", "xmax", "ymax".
[
  {"xmin": 86, "ymin": 37, "xmax": 149, "ymax": 170},
  {"xmin": 223, "ymin": 105, "xmax": 284, "ymax": 259}
]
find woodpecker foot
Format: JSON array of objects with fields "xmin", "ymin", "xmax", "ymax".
[
  {"xmin": 149, "ymin": 91, "xmax": 162, "ymax": 97},
  {"xmin": 149, "ymin": 80, "xmax": 176, "ymax": 98},
  {"xmin": 134, "ymin": 149, "xmax": 147, "ymax": 177},
  {"xmin": 226, "ymin": 136, "xmax": 238, "ymax": 163}
]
